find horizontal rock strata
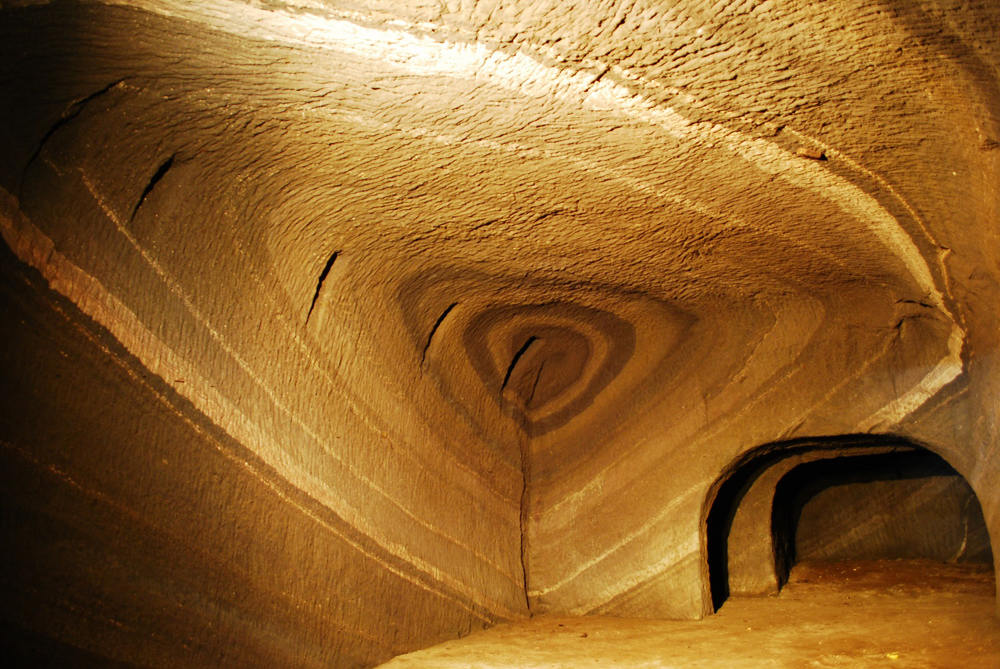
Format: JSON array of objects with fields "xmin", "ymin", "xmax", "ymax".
[{"xmin": 1, "ymin": 0, "xmax": 999, "ymax": 666}]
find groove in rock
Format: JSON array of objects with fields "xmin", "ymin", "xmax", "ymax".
[
  {"xmin": 421, "ymin": 302, "xmax": 458, "ymax": 365},
  {"xmin": 20, "ymin": 79, "xmax": 126, "ymax": 197},
  {"xmin": 501, "ymin": 336, "xmax": 539, "ymax": 395},
  {"xmin": 306, "ymin": 251, "xmax": 338, "ymax": 324},
  {"xmin": 131, "ymin": 154, "xmax": 175, "ymax": 222},
  {"xmin": 526, "ymin": 361, "xmax": 545, "ymax": 406},
  {"xmin": 519, "ymin": 430, "xmax": 533, "ymax": 616}
]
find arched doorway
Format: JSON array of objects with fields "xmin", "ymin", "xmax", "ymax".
[{"xmin": 706, "ymin": 436, "xmax": 993, "ymax": 612}]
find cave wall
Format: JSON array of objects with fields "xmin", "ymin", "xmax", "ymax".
[
  {"xmin": 0, "ymin": 2, "xmax": 532, "ymax": 665},
  {"xmin": 0, "ymin": 244, "xmax": 493, "ymax": 667},
  {"xmin": 794, "ymin": 473, "xmax": 992, "ymax": 564},
  {"xmin": 1, "ymin": 0, "xmax": 999, "ymax": 666}
]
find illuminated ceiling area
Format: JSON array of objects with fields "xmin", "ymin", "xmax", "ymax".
[{"xmin": 0, "ymin": 0, "xmax": 998, "ymax": 666}]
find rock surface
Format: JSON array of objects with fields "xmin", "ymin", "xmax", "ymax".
[
  {"xmin": 0, "ymin": 0, "xmax": 999, "ymax": 666},
  {"xmin": 378, "ymin": 561, "xmax": 1000, "ymax": 669},
  {"xmin": 793, "ymin": 457, "xmax": 993, "ymax": 564}
]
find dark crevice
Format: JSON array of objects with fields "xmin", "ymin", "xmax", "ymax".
[
  {"xmin": 306, "ymin": 252, "xmax": 338, "ymax": 325},
  {"xmin": 503, "ymin": 335, "xmax": 540, "ymax": 616},
  {"xmin": 421, "ymin": 302, "xmax": 457, "ymax": 366},
  {"xmin": 519, "ymin": 433, "xmax": 533, "ymax": 617},
  {"xmin": 501, "ymin": 336, "xmax": 539, "ymax": 395},
  {"xmin": 130, "ymin": 154, "xmax": 175, "ymax": 222},
  {"xmin": 533, "ymin": 208, "xmax": 564, "ymax": 223},
  {"xmin": 526, "ymin": 360, "xmax": 545, "ymax": 406},
  {"xmin": 19, "ymin": 79, "xmax": 126, "ymax": 198}
]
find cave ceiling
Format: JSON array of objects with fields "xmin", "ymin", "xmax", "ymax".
[{"xmin": 1, "ymin": 0, "xmax": 999, "ymax": 655}]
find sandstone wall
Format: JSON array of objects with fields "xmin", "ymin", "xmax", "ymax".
[
  {"xmin": 794, "ymin": 474, "xmax": 991, "ymax": 564},
  {"xmin": 1, "ymin": 0, "xmax": 998, "ymax": 665}
]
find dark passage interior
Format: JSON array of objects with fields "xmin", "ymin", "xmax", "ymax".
[
  {"xmin": 707, "ymin": 441, "xmax": 994, "ymax": 611},
  {"xmin": 774, "ymin": 451, "xmax": 993, "ymax": 582}
]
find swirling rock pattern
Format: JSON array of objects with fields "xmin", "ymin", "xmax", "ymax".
[{"xmin": 0, "ymin": 0, "xmax": 998, "ymax": 666}]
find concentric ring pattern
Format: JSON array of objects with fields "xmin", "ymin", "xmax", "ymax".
[{"xmin": 1, "ymin": 0, "xmax": 998, "ymax": 665}]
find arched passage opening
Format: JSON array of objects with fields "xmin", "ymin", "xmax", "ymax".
[{"xmin": 706, "ymin": 436, "xmax": 994, "ymax": 612}]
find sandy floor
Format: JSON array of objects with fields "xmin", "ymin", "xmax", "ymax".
[{"xmin": 378, "ymin": 561, "xmax": 1000, "ymax": 668}]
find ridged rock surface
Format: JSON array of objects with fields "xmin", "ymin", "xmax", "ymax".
[
  {"xmin": 795, "ymin": 475, "xmax": 992, "ymax": 564},
  {"xmin": 0, "ymin": 0, "xmax": 999, "ymax": 666}
]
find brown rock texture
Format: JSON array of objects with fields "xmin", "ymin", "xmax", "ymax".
[
  {"xmin": 379, "ymin": 561, "xmax": 1000, "ymax": 669},
  {"xmin": 791, "ymin": 454, "xmax": 992, "ymax": 564},
  {"xmin": 0, "ymin": 0, "xmax": 999, "ymax": 666}
]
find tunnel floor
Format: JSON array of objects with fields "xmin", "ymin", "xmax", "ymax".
[{"xmin": 379, "ymin": 561, "xmax": 999, "ymax": 668}]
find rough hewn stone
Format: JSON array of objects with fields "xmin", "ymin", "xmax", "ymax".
[{"xmin": 0, "ymin": 0, "xmax": 998, "ymax": 665}]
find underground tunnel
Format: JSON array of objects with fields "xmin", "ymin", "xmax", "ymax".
[
  {"xmin": 705, "ymin": 436, "xmax": 994, "ymax": 611},
  {"xmin": 1, "ymin": 0, "xmax": 999, "ymax": 667}
]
